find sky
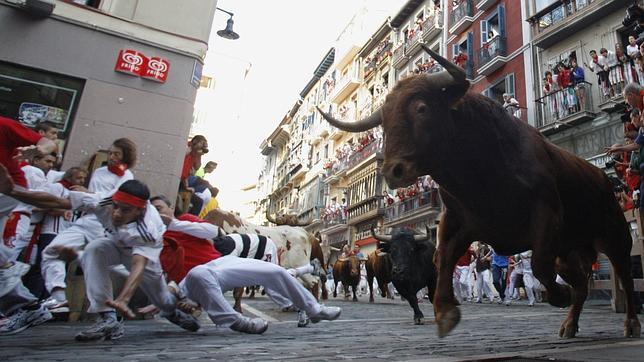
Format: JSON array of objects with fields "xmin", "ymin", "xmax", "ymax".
[{"xmin": 198, "ymin": 0, "xmax": 406, "ymax": 214}]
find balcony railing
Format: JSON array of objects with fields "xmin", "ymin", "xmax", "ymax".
[
  {"xmin": 421, "ymin": 12, "xmax": 443, "ymax": 41},
  {"xmin": 449, "ymin": 0, "xmax": 473, "ymax": 34},
  {"xmin": 348, "ymin": 196, "xmax": 384, "ymax": 221},
  {"xmin": 346, "ymin": 139, "xmax": 383, "ymax": 171},
  {"xmin": 375, "ymin": 42, "xmax": 393, "ymax": 65},
  {"xmin": 321, "ymin": 208, "xmax": 348, "ymax": 228},
  {"xmin": 535, "ymin": 81, "xmax": 595, "ymax": 129},
  {"xmin": 384, "ymin": 190, "xmax": 442, "ymax": 223},
  {"xmin": 476, "ymin": 36, "xmax": 507, "ymax": 71}
]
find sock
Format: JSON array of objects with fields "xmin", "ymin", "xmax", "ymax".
[
  {"xmin": 100, "ymin": 311, "xmax": 117, "ymax": 322},
  {"xmin": 51, "ymin": 289, "xmax": 67, "ymax": 302}
]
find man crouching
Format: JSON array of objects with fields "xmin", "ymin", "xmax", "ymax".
[{"xmin": 0, "ymin": 165, "xmax": 199, "ymax": 341}]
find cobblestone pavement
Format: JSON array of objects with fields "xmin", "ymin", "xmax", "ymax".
[{"xmin": 2, "ymin": 293, "xmax": 644, "ymax": 361}]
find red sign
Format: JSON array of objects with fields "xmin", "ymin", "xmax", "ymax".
[
  {"xmin": 114, "ymin": 49, "xmax": 148, "ymax": 77},
  {"xmin": 141, "ymin": 56, "xmax": 170, "ymax": 83}
]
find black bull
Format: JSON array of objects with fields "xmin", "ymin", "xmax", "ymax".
[
  {"xmin": 319, "ymin": 44, "xmax": 641, "ymax": 338},
  {"xmin": 372, "ymin": 227, "xmax": 437, "ymax": 325}
]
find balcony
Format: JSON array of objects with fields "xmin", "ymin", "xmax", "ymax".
[
  {"xmin": 535, "ymin": 81, "xmax": 597, "ymax": 135},
  {"xmin": 476, "ymin": 0, "xmax": 496, "ymax": 11},
  {"xmin": 375, "ymin": 41, "xmax": 393, "ymax": 66},
  {"xmin": 527, "ymin": 0, "xmax": 622, "ymax": 49},
  {"xmin": 384, "ymin": 190, "xmax": 442, "ymax": 224},
  {"xmin": 363, "ymin": 58, "xmax": 376, "ymax": 79},
  {"xmin": 346, "ymin": 139, "xmax": 383, "ymax": 172},
  {"xmin": 449, "ymin": 0, "xmax": 474, "ymax": 35},
  {"xmin": 476, "ymin": 36, "xmax": 507, "ymax": 76},
  {"xmin": 347, "ymin": 196, "xmax": 384, "ymax": 225},
  {"xmin": 406, "ymin": 26, "xmax": 424, "ymax": 56},
  {"xmin": 330, "ymin": 67, "xmax": 361, "ymax": 103},
  {"xmin": 421, "ymin": 12, "xmax": 443, "ymax": 42},
  {"xmin": 392, "ymin": 43, "xmax": 409, "ymax": 69},
  {"xmin": 321, "ymin": 208, "xmax": 348, "ymax": 228}
]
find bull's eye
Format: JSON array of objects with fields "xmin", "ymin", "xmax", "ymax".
[{"xmin": 416, "ymin": 103, "xmax": 427, "ymax": 114}]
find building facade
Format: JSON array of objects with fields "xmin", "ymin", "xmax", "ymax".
[{"xmin": 0, "ymin": 0, "xmax": 218, "ymax": 199}]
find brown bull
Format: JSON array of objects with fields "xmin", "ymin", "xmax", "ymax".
[
  {"xmin": 365, "ymin": 250, "xmax": 394, "ymax": 303},
  {"xmin": 319, "ymin": 44, "xmax": 641, "ymax": 338},
  {"xmin": 310, "ymin": 234, "xmax": 328, "ymax": 300},
  {"xmin": 333, "ymin": 255, "xmax": 360, "ymax": 301}
]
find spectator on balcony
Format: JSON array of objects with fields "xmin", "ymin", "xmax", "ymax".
[
  {"xmin": 616, "ymin": 43, "xmax": 632, "ymax": 91},
  {"xmin": 382, "ymin": 191, "xmax": 395, "ymax": 207},
  {"xmin": 571, "ymin": 59, "xmax": 587, "ymax": 111},
  {"xmin": 602, "ymin": 47, "xmax": 621, "ymax": 97},
  {"xmin": 502, "ymin": 93, "xmax": 521, "ymax": 118},
  {"xmin": 586, "ymin": 49, "xmax": 611, "ymax": 97},
  {"xmin": 627, "ymin": 36, "xmax": 641, "ymax": 85},
  {"xmin": 557, "ymin": 62, "xmax": 576, "ymax": 115},
  {"xmin": 543, "ymin": 70, "xmax": 560, "ymax": 121},
  {"xmin": 453, "ymin": 50, "xmax": 468, "ymax": 69},
  {"xmin": 485, "ymin": 30, "xmax": 498, "ymax": 58}
]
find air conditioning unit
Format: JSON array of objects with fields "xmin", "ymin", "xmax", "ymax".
[{"xmin": 5, "ymin": 0, "xmax": 55, "ymax": 18}]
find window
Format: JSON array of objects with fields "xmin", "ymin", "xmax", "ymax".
[
  {"xmin": 535, "ymin": 0, "xmax": 558, "ymax": 13},
  {"xmin": 484, "ymin": 73, "xmax": 515, "ymax": 104},
  {"xmin": 200, "ymin": 76, "xmax": 213, "ymax": 89},
  {"xmin": 0, "ymin": 61, "xmax": 84, "ymax": 142},
  {"xmin": 480, "ymin": 5, "xmax": 506, "ymax": 46},
  {"xmin": 324, "ymin": 144, "xmax": 329, "ymax": 159}
]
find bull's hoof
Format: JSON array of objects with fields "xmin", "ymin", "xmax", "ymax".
[
  {"xmin": 369, "ymin": 298, "xmax": 374, "ymax": 303},
  {"xmin": 414, "ymin": 316, "xmax": 424, "ymax": 325},
  {"xmin": 233, "ymin": 306, "xmax": 243, "ymax": 314},
  {"xmin": 436, "ymin": 307, "xmax": 460, "ymax": 338},
  {"xmin": 352, "ymin": 297, "xmax": 358, "ymax": 302},
  {"xmin": 558, "ymin": 319, "xmax": 578, "ymax": 338},
  {"xmin": 625, "ymin": 318, "xmax": 641, "ymax": 338}
]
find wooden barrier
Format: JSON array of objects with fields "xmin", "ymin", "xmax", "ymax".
[{"xmin": 590, "ymin": 209, "xmax": 644, "ymax": 313}]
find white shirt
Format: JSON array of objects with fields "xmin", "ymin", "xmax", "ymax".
[
  {"xmin": 88, "ymin": 166, "xmax": 134, "ymax": 198},
  {"xmin": 69, "ymin": 191, "xmax": 165, "ymax": 261},
  {"xmin": 41, "ymin": 183, "xmax": 75, "ymax": 235},
  {"xmin": 627, "ymin": 44, "xmax": 639, "ymax": 58},
  {"xmin": 12, "ymin": 165, "xmax": 50, "ymax": 215}
]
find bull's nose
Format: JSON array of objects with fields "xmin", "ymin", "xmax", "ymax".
[{"xmin": 383, "ymin": 161, "xmax": 415, "ymax": 188}]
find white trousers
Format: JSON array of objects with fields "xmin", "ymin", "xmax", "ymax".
[
  {"xmin": 475, "ymin": 269, "xmax": 495, "ymax": 302},
  {"xmin": 41, "ymin": 216, "xmax": 103, "ymax": 292},
  {"xmin": 181, "ymin": 256, "xmax": 322, "ymax": 326},
  {"xmin": 0, "ymin": 245, "xmax": 37, "ymax": 315},
  {"xmin": 453, "ymin": 265, "xmax": 471, "ymax": 302},
  {"xmin": 523, "ymin": 271, "xmax": 536, "ymax": 305},
  {"xmin": 80, "ymin": 237, "xmax": 175, "ymax": 314}
]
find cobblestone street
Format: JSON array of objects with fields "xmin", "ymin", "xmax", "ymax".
[{"xmin": 2, "ymin": 293, "xmax": 644, "ymax": 361}]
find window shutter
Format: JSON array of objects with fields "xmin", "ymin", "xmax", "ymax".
[
  {"xmin": 498, "ymin": 5, "xmax": 506, "ymax": 37},
  {"xmin": 505, "ymin": 73, "xmax": 515, "ymax": 97},
  {"xmin": 480, "ymin": 20, "xmax": 488, "ymax": 46},
  {"xmin": 467, "ymin": 32, "xmax": 474, "ymax": 77}
]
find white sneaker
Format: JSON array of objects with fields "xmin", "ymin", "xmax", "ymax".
[
  {"xmin": 310, "ymin": 306, "xmax": 341, "ymax": 323},
  {"xmin": 0, "ymin": 262, "xmax": 30, "ymax": 298},
  {"xmin": 230, "ymin": 316, "xmax": 268, "ymax": 334},
  {"xmin": 41, "ymin": 296, "xmax": 70, "ymax": 313},
  {"xmin": 75, "ymin": 316, "xmax": 124, "ymax": 342},
  {"xmin": 0, "ymin": 304, "xmax": 52, "ymax": 335},
  {"xmin": 297, "ymin": 310, "xmax": 310, "ymax": 327}
]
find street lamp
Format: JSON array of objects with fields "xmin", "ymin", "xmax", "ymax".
[{"xmin": 216, "ymin": 7, "xmax": 240, "ymax": 40}]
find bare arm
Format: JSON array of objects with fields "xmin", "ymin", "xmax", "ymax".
[
  {"xmin": 9, "ymin": 188, "xmax": 72, "ymax": 210},
  {"xmin": 605, "ymin": 142, "xmax": 640, "ymax": 155},
  {"xmin": 107, "ymin": 254, "xmax": 147, "ymax": 319}
]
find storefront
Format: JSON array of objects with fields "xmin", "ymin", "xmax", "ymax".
[{"xmin": 0, "ymin": 4, "xmax": 202, "ymax": 198}]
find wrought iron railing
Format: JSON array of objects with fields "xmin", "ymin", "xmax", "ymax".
[
  {"xmin": 384, "ymin": 190, "xmax": 441, "ymax": 222},
  {"xmin": 534, "ymin": 81, "xmax": 594, "ymax": 128},
  {"xmin": 476, "ymin": 36, "xmax": 507, "ymax": 69}
]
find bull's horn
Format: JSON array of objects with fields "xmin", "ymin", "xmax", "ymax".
[
  {"xmin": 265, "ymin": 210, "xmax": 278, "ymax": 224},
  {"xmin": 330, "ymin": 246, "xmax": 341, "ymax": 251},
  {"xmin": 420, "ymin": 44, "xmax": 469, "ymax": 101},
  {"xmin": 371, "ymin": 227, "xmax": 391, "ymax": 242},
  {"xmin": 296, "ymin": 216, "xmax": 313, "ymax": 227},
  {"xmin": 317, "ymin": 106, "xmax": 382, "ymax": 133}
]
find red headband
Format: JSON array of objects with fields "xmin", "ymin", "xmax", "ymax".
[{"xmin": 112, "ymin": 191, "xmax": 147, "ymax": 209}]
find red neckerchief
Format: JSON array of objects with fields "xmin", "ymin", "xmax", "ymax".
[
  {"xmin": 58, "ymin": 179, "xmax": 74, "ymax": 189},
  {"xmin": 107, "ymin": 162, "xmax": 128, "ymax": 177}
]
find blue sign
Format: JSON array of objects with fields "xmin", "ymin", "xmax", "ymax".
[{"xmin": 191, "ymin": 60, "xmax": 203, "ymax": 88}]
